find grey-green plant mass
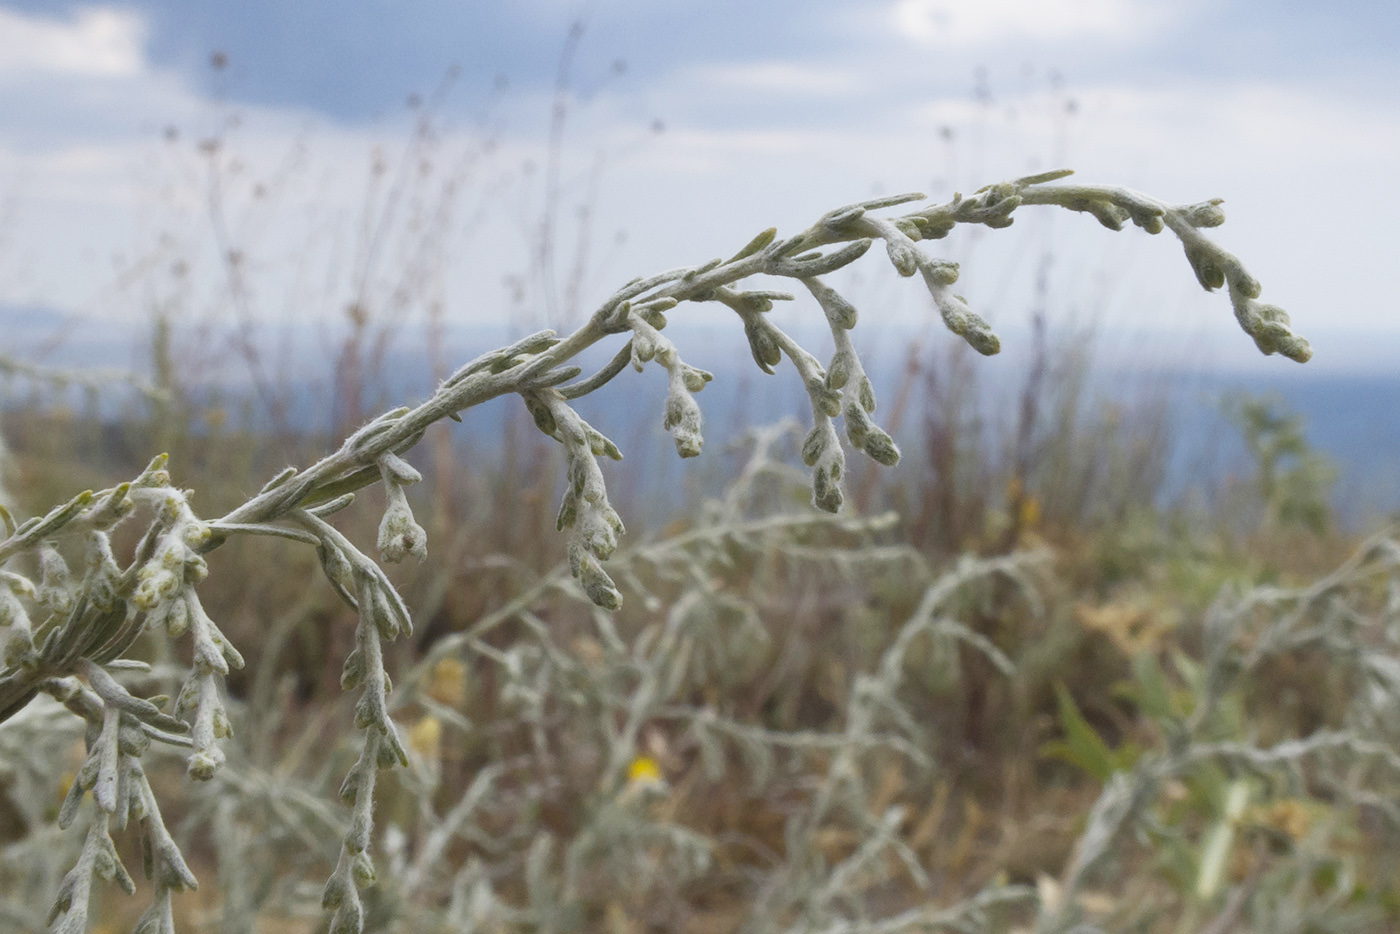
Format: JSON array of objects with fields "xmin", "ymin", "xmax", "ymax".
[{"xmin": 0, "ymin": 170, "xmax": 1316, "ymax": 932}]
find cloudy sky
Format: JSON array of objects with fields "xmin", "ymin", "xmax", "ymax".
[{"xmin": 0, "ymin": 0, "xmax": 1396, "ymax": 372}]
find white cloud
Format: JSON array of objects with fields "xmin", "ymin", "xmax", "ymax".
[
  {"xmin": 693, "ymin": 61, "xmax": 862, "ymax": 95},
  {"xmin": 891, "ymin": 0, "xmax": 1170, "ymax": 46},
  {"xmin": 0, "ymin": 0, "xmax": 1395, "ymax": 350},
  {"xmin": 0, "ymin": 5, "xmax": 147, "ymax": 78}
]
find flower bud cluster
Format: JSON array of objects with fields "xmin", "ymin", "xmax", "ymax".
[
  {"xmin": 172, "ymin": 590, "xmax": 243, "ymax": 779},
  {"xmin": 132, "ymin": 492, "xmax": 210, "ymax": 613},
  {"xmin": 849, "ymin": 212, "xmax": 1003, "ymax": 357},
  {"xmin": 624, "ymin": 304, "xmax": 714, "ymax": 459},
  {"xmin": 1013, "ymin": 174, "xmax": 1309, "ymax": 362},
  {"xmin": 526, "ymin": 390, "xmax": 627, "ymax": 609},
  {"xmin": 295, "ymin": 511, "xmax": 411, "ymax": 757},
  {"xmin": 45, "ymin": 660, "xmax": 195, "ymax": 933},
  {"xmin": 59, "ymin": 661, "xmax": 186, "ymax": 823},
  {"xmin": 1166, "ymin": 214, "xmax": 1311, "ymax": 363},
  {"xmin": 322, "ymin": 730, "xmax": 387, "ymax": 934},
  {"xmin": 803, "ymin": 277, "xmax": 901, "ymax": 470},
  {"xmin": 345, "ymin": 571, "xmax": 410, "ymax": 765},
  {"xmin": 0, "ymin": 463, "xmax": 161, "ymax": 691},
  {"xmin": 130, "ymin": 488, "xmax": 244, "ymax": 780},
  {"xmin": 48, "ymin": 821, "xmax": 133, "ymax": 932},
  {"xmin": 802, "ymin": 417, "xmax": 847, "ymax": 513},
  {"xmin": 699, "ymin": 285, "xmax": 795, "ymax": 375},
  {"xmin": 705, "ymin": 284, "xmax": 860, "ymax": 513},
  {"xmin": 288, "ymin": 506, "xmax": 416, "ymax": 934},
  {"xmin": 0, "ymin": 454, "xmax": 217, "ymax": 930}
]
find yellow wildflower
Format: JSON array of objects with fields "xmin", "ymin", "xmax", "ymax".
[{"xmin": 626, "ymin": 756, "xmax": 664, "ymax": 787}]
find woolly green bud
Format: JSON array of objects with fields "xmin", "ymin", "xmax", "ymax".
[
  {"xmin": 161, "ymin": 591, "xmax": 190, "ymax": 637},
  {"xmin": 920, "ymin": 258, "xmax": 960, "ymax": 286},
  {"xmin": 571, "ymin": 545, "xmax": 622, "ymax": 609},
  {"xmin": 964, "ymin": 323, "xmax": 1002, "ymax": 356},
  {"xmin": 1185, "ymin": 245, "xmax": 1225, "ymax": 291},
  {"xmin": 1181, "ymin": 199, "xmax": 1226, "ymax": 228},
  {"xmin": 858, "ymin": 376, "xmax": 877, "ymax": 413},
  {"xmin": 86, "ymin": 533, "xmax": 123, "ymax": 612},
  {"xmin": 664, "ymin": 386, "xmax": 705, "ymax": 459},
  {"xmin": 801, "ymin": 426, "xmax": 827, "ymax": 467},
  {"xmin": 845, "ymin": 403, "xmax": 872, "ymax": 448},
  {"xmin": 0, "ymin": 591, "xmax": 35, "ymax": 668},
  {"xmin": 316, "ymin": 542, "xmax": 357, "ymax": 608},
  {"xmin": 1075, "ymin": 198, "xmax": 1128, "ymax": 231},
  {"xmin": 885, "ymin": 237, "xmax": 920, "ymax": 277},
  {"xmin": 1240, "ymin": 302, "xmax": 1312, "ymax": 362},
  {"xmin": 322, "ymin": 873, "xmax": 348, "ymax": 911},
  {"xmin": 354, "ymin": 691, "xmax": 386, "ymax": 732},
  {"xmin": 1232, "ymin": 269, "xmax": 1262, "ymax": 300},
  {"xmin": 174, "ymin": 678, "xmax": 199, "ymax": 720},
  {"xmin": 180, "ymin": 518, "xmax": 212, "ymax": 549},
  {"xmin": 193, "ymin": 638, "xmax": 229, "ymax": 678},
  {"xmin": 118, "ymin": 723, "xmax": 151, "ymax": 758},
  {"xmin": 744, "ymin": 320, "xmax": 782, "ymax": 373},
  {"xmin": 933, "ymin": 291, "xmax": 1001, "ymax": 356},
  {"xmin": 215, "ymin": 629, "xmax": 244, "ymax": 671},
  {"xmin": 377, "ymin": 484, "xmax": 427, "ymax": 564},
  {"xmin": 133, "ymin": 564, "xmax": 181, "ymax": 611},
  {"xmin": 631, "ymin": 330, "xmax": 659, "ymax": 370},
  {"xmin": 579, "ymin": 504, "xmax": 623, "ymax": 561},
  {"xmin": 634, "ymin": 298, "xmax": 678, "ymax": 333},
  {"xmin": 212, "ymin": 707, "xmax": 232, "ymax": 739},
  {"xmin": 187, "ymin": 751, "xmax": 222, "ymax": 781},
  {"xmin": 377, "ymin": 725, "xmax": 408, "ymax": 767},
  {"xmin": 586, "ymin": 427, "xmax": 623, "ymax": 461},
  {"xmin": 351, "ymin": 852, "xmax": 376, "ymax": 888},
  {"xmin": 556, "ymin": 489, "xmax": 579, "ymax": 531},
  {"xmin": 864, "ymin": 429, "xmax": 901, "ymax": 466},
  {"xmin": 369, "ymin": 587, "xmax": 405, "ymax": 642},
  {"xmin": 1135, "ymin": 212, "xmax": 1164, "ymax": 234},
  {"xmin": 827, "ymin": 361, "xmax": 850, "ymax": 393},
  {"xmin": 36, "ymin": 544, "xmax": 72, "ymax": 617},
  {"xmin": 813, "ymin": 464, "xmax": 844, "ymax": 513},
  {"xmin": 181, "ymin": 551, "xmax": 208, "ymax": 585},
  {"xmin": 681, "ymin": 364, "xmax": 713, "ymax": 393},
  {"xmin": 341, "ymin": 647, "xmax": 366, "ymax": 691},
  {"xmin": 806, "ymin": 278, "xmax": 859, "ymax": 330},
  {"xmin": 803, "ymin": 419, "xmax": 846, "ymax": 512}
]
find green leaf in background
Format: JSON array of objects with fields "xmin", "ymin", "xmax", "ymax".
[{"xmin": 1041, "ymin": 682, "xmax": 1142, "ymax": 782}]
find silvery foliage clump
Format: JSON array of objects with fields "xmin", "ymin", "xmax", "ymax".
[
  {"xmin": 381, "ymin": 422, "xmax": 1053, "ymax": 933},
  {"xmin": 0, "ymin": 171, "xmax": 1311, "ymax": 932},
  {"xmin": 1032, "ymin": 532, "xmax": 1400, "ymax": 934}
]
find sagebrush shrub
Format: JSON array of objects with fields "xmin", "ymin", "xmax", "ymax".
[{"xmin": 0, "ymin": 171, "xmax": 1316, "ymax": 933}]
